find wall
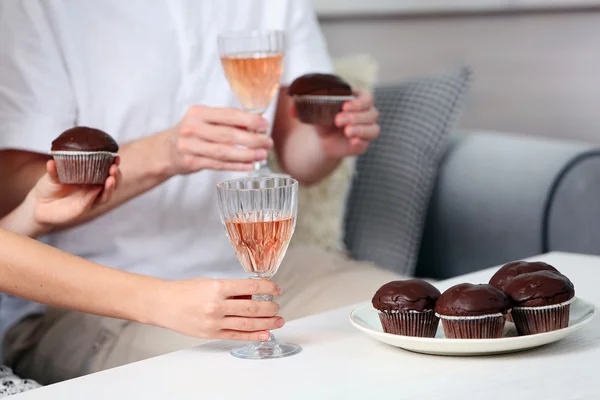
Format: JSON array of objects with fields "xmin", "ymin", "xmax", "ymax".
[{"xmin": 319, "ymin": 8, "xmax": 600, "ymax": 142}]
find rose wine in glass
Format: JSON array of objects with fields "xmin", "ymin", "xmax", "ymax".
[
  {"xmin": 218, "ymin": 30, "xmax": 285, "ymax": 177},
  {"xmin": 217, "ymin": 176, "xmax": 300, "ymax": 359}
]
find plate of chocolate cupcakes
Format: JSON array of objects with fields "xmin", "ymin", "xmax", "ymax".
[{"xmin": 350, "ymin": 261, "xmax": 597, "ymax": 356}]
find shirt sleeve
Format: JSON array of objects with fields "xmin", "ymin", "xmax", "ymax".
[
  {"xmin": 0, "ymin": 0, "xmax": 76, "ymax": 154},
  {"xmin": 281, "ymin": 0, "xmax": 334, "ymax": 85}
]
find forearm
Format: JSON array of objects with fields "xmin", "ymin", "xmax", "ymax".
[
  {"xmin": 1, "ymin": 130, "xmax": 175, "ymax": 230},
  {"xmin": 0, "ymin": 228, "xmax": 162, "ymax": 325},
  {"xmin": 275, "ymin": 124, "xmax": 341, "ymax": 185},
  {"xmin": 0, "ymin": 193, "xmax": 48, "ymax": 238},
  {"xmin": 0, "ymin": 150, "xmax": 49, "ymax": 218}
]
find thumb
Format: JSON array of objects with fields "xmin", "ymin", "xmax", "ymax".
[{"xmin": 45, "ymin": 160, "xmax": 61, "ymax": 184}]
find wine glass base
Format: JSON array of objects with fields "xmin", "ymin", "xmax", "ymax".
[{"xmin": 231, "ymin": 341, "xmax": 302, "ymax": 360}]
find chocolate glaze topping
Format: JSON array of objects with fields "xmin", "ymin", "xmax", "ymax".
[
  {"xmin": 51, "ymin": 126, "xmax": 119, "ymax": 152},
  {"xmin": 287, "ymin": 73, "xmax": 352, "ymax": 96},
  {"xmin": 504, "ymin": 270, "xmax": 574, "ymax": 307},
  {"xmin": 489, "ymin": 261, "xmax": 560, "ymax": 291},
  {"xmin": 372, "ymin": 279, "xmax": 441, "ymax": 313},
  {"xmin": 435, "ymin": 283, "xmax": 511, "ymax": 317}
]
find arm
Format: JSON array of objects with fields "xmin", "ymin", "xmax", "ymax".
[
  {"xmin": 271, "ymin": 1, "xmax": 380, "ymax": 185},
  {"xmin": 0, "ymin": 111, "xmax": 273, "ymax": 228},
  {"xmin": 272, "ymin": 88, "xmax": 380, "ymax": 185},
  {"xmin": 0, "ymin": 159, "xmax": 121, "ymax": 237},
  {"xmin": 0, "ymin": 2, "xmax": 269, "ymax": 224},
  {"xmin": 0, "ymin": 228, "xmax": 283, "ymax": 340},
  {"xmin": 0, "ymin": 228, "xmax": 161, "ymax": 324}
]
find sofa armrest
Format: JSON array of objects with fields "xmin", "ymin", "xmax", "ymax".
[{"xmin": 416, "ymin": 131, "xmax": 600, "ymax": 279}]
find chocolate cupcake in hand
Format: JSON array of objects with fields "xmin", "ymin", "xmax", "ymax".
[
  {"xmin": 372, "ymin": 279, "xmax": 441, "ymax": 337},
  {"xmin": 435, "ymin": 283, "xmax": 511, "ymax": 339},
  {"xmin": 504, "ymin": 271, "xmax": 575, "ymax": 335},
  {"xmin": 51, "ymin": 127, "xmax": 119, "ymax": 184},
  {"xmin": 288, "ymin": 73, "xmax": 354, "ymax": 128}
]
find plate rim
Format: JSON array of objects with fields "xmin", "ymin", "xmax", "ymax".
[{"xmin": 349, "ymin": 296, "xmax": 597, "ymax": 345}]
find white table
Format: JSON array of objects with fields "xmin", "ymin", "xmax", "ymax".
[{"xmin": 13, "ymin": 252, "xmax": 600, "ymax": 399}]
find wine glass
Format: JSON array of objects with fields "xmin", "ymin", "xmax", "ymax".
[
  {"xmin": 218, "ymin": 30, "xmax": 285, "ymax": 178},
  {"xmin": 216, "ymin": 176, "xmax": 301, "ymax": 359}
]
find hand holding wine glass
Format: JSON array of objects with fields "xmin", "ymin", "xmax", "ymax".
[
  {"xmin": 153, "ymin": 278, "xmax": 284, "ymax": 342},
  {"xmin": 219, "ymin": 30, "xmax": 285, "ymax": 177},
  {"xmin": 164, "ymin": 105, "xmax": 274, "ymax": 174},
  {"xmin": 217, "ymin": 176, "xmax": 300, "ymax": 359}
]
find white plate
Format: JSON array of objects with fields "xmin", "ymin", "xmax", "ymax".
[{"xmin": 349, "ymin": 297, "xmax": 597, "ymax": 356}]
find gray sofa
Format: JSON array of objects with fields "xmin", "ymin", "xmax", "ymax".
[{"xmin": 411, "ymin": 131, "xmax": 600, "ymax": 279}]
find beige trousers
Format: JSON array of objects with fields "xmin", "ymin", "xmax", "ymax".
[{"xmin": 3, "ymin": 245, "xmax": 401, "ymax": 385}]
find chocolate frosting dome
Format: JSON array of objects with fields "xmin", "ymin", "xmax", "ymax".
[
  {"xmin": 287, "ymin": 73, "xmax": 352, "ymax": 96},
  {"xmin": 504, "ymin": 270, "xmax": 575, "ymax": 307},
  {"xmin": 372, "ymin": 279, "xmax": 441, "ymax": 313},
  {"xmin": 435, "ymin": 283, "xmax": 511, "ymax": 317},
  {"xmin": 51, "ymin": 126, "xmax": 119, "ymax": 152},
  {"xmin": 489, "ymin": 261, "xmax": 560, "ymax": 291}
]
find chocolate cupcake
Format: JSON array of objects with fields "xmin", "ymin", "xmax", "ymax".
[
  {"xmin": 288, "ymin": 73, "xmax": 354, "ymax": 127},
  {"xmin": 489, "ymin": 261, "xmax": 561, "ymax": 322},
  {"xmin": 435, "ymin": 283, "xmax": 511, "ymax": 339},
  {"xmin": 51, "ymin": 126, "xmax": 119, "ymax": 184},
  {"xmin": 372, "ymin": 279, "xmax": 441, "ymax": 337},
  {"xmin": 504, "ymin": 271, "xmax": 575, "ymax": 335},
  {"xmin": 489, "ymin": 261, "xmax": 560, "ymax": 292}
]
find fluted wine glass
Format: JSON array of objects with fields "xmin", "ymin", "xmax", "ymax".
[
  {"xmin": 218, "ymin": 30, "xmax": 285, "ymax": 177},
  {"xmin": 216, "ymin": 176, "xmax": 300, "ymax": 359}
]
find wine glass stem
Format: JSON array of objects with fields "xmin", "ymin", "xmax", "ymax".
[
  {"xmin": 245, "ymin": 109, "xmax": 271, "ymax": 176},
  {"xmin": 251, "ymin": 293, "xmax": 278, "ymax": 344}
]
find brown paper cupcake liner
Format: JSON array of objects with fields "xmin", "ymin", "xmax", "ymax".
[
  {"xmin": 436, "ymin": 313, "xmax": 507, "ymax": 339},
  {"xmin": 292, "ymin": 95, "xmax": 355, "ymax": 127},
  {"xmin": 511, "ymin": 298, "xmax": 574, "ymax": 335},
  {"xmin": 51, "ymin": 151, "xmax": 117, "ymax": 185},
  {"xmin": 378, "ymin": 310, "xmax": 439, "ymax": 338}
]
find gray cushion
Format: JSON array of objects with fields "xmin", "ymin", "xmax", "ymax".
[{"xmin": 344, "ymin": 67, "xmax": 472, "ymax": 275}]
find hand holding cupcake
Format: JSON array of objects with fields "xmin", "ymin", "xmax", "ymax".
[{"xmin": 288, "ymin": 73, "xmax": 380, "ymax": 158}]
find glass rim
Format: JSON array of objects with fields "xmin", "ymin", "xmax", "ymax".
[
  {"xmin": 217, "ymin": 29, "xmax": 285, "ymax": 40},
  {"xmin": 216, "ymin": 176, "xmax": 298, "ymax": 191}
]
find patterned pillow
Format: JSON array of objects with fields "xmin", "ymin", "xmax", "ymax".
[{"xmin": 344, "ymin": 66, "xmax": 472, "ymax": 275}]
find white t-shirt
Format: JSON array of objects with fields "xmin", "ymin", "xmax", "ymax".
[{"xmin": 0, "ymin": 0, "xmax": 333, "ymax": 339}]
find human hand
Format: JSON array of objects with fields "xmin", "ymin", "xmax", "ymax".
[
  {"xmin": 30, "ymin": 158, "xmax": 121, "ymax": 232},
  {"xmin": 294, "ymin": 90, "xmax": 380, "ymax": 159},
  {"xmin": 153, "ymin": 278, "xmax": 284, "ymax": 341},
  {"xmin": 165, "ymin": 106, "xmax": 274, "ymax": 175}
]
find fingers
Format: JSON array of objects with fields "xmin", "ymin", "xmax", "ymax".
[
  {"xmin": 111, "ymin": 163, "xmax": 123, "ymax": 190},
  {"xmin": 45, "ymin": 160, "xmax": 60, "ymax": 184},
  {"xmin": 78, "ymin": 186, "xmax": 103, "ymax": 210},
  {"xmin": 180, "ymin": 155, "xmax": 254, "ymax": 172},
  {"xmin": 336, "ymin": 108, "xmax": 379, "ymax": 128},
  {"xmin": 181, "ymin": 124, "xmax": 273, "ymax": 149},
  {"xmin": 223, "ymin": 299, "xmax": 280, "ymax": 317},
  {"xmin": 220, "ymin": 316, "xmax": 285, "ymax": 332},
  {"xmin": 217, "ymin": 330, "xmax": 272, "ymax": 342},
  {"xmin": 96, "ymin": 163, "xmax": 121, "ymax": 204},
  {"xmin": 345, "ymin": 140, "xmax": 370, "ymax": 156},
  {"xmin": 187, "ymin": 105, "xmax": 269, "ymax": 131},
  {"xmin": 345, "ymin": 123, "xmax": 380, "ymax": 142},
  {"xmin": 342, "ymin": 90, "xmax": 374, "ymax": 112},
  {"xmin": 218, "ymin": 279, "xmax": 281, "ymax": 298},
  {"xmin": 177, "ymin": 138, "xmax": 268, "ymax": 163}
]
